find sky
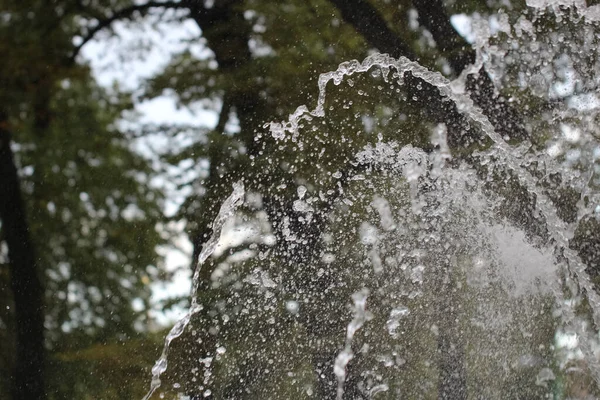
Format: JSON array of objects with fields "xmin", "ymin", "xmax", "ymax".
[{"xmin": 81, "ymin": 15, "xmax": 212, "ymax": 326}]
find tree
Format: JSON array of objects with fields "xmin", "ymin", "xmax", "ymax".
[
  {"xmin": 0, "ymin": 114, "xmax": 46, "ymax": 400},
  {"xmin": 0, "ymin": 1, "xmax": 167, "ymax": 398}
]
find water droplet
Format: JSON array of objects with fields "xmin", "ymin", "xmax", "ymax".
[
  {"xmin": 286, "ymin": 300, "xmax": 300, "ymax": 314},
  {"xmin": 410, "ymin": 265, "xmax": 425, "ymax": 284},
  {"xmin": 297, "ymin": 185, "xmax": 307, "ymax": 199},
  {"xmin": 535, "ymin": 368, "xmax": 556, "ymax": 387}
]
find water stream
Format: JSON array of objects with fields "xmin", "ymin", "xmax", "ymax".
[
  {"xmin": 146, "ymin": 2, "xmax": 600, "ymax": 398},
  {"xmin": 143, "ymin": 182, "xmax": 245, "ymax": 400}
]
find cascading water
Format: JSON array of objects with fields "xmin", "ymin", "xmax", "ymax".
[{"xmin": 145, "ymin": 2, "xmax": 600, "ymax": 399}]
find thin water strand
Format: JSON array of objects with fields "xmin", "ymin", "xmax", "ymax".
[
  {"xmin": 143, "ymin": 181, "xmax": 245, "ymax": 400},
  {"xmin": 334, "ymin": 288, "xmax": 372, "ymax": 400}
]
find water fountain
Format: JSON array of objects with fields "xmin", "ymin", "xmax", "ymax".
[{"xmin": 145, "ymin": 2, "xmax": 600, "ymax": 398}]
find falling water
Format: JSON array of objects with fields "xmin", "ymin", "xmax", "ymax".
[
  {"xmin": 143, "ymin": 182, "xmax": 244, "ymax": 400},
  {"xmin": 146, "ymin": 2, "xmax": 600, "ymax": 398},
  {"xmin": 334, "ymin": 289, "xmax": 372, "ymax": 400}
]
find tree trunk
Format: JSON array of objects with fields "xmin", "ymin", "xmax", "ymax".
[
  {"xmin": 184, "ymin": 0, "xmax": 262, "ymax": 273},
  {"xmin": 0, "ymin": 116, "xmax": 46, "ymax": 400}
]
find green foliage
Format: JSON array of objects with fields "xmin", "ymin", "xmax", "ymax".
[
  {"xmin": 19, "ymin": 77, "xmax": 165, "ymax": 349},
  {"xmin": 0, "ymin": 1, "xmax": 168, "ymax": 397},
  {"xmin": 47, "ymin": 334, "xmax": 164, "ymax": 400}
]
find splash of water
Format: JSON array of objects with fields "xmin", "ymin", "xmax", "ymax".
[
  {"xmin": 526, "ymin": 0, "xmax": 600, "ymax": 21},
  {"xmin": 267, "ymin": 40, "xmax": 600, "ymax": 387},
  {"xmin": 274, "ymin": 52, "xmax": 592, "ymax": 269},
  {"xmin": 145, "ymin": 3, "xmax": 600, "ymax": 397},
  {"xmin": 143, "ymin": 181, "xmax": 245, "ymax": 400}
]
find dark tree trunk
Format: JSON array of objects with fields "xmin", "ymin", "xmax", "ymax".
[
  {"xmin": 183, "ymin": 3, "xmax": 369, "ymax": 396},
  {"xmin": 0, "ymin": 116, "xmax": 46, "ymax": 400},
  {"xmin": 184, "ymin": 0, "xmax": 263, "ymax": 273}
]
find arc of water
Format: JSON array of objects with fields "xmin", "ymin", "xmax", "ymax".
[
  {"xmin": 145, "ymin": 32, "xmax": 600, "ymax": 394},
  {"xmin": 143, "ymin": 181, "xmax": 245, "ymax": 400},
  {"xmin": 269, "ymin": 52, "xmax": 600, "ymax": 381}
]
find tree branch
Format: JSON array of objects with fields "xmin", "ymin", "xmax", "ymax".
[
  {"xmin": 411, "ymin": 0, "xmax": 474, "ymax": 73},
  {"xmin": 411, "ymin": 0, "xmax": 530, "ymax": 145},
  {"xmin": 327, "ymin": 0, "xmax": 416, "ymax": 60},
  {"xmin": 215, "ymin": 92, "xmax": 232, "ymax": 134},
  {"xmin": 69, "ymin": 1, "xmax": 188, "ymax": 63},
  {"xmin": 327, "ymin": 0, "xmax": 528, "ymax": 143}
]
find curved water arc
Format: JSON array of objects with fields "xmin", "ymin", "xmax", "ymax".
[{"xmin": 268, "ymin": 52, "xmax": 600, "ymax": 380}]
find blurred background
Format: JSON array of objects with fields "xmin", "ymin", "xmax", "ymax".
[{"xmin": 1, "ymin": 0, "xmax": 600, "ymax": 399}]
